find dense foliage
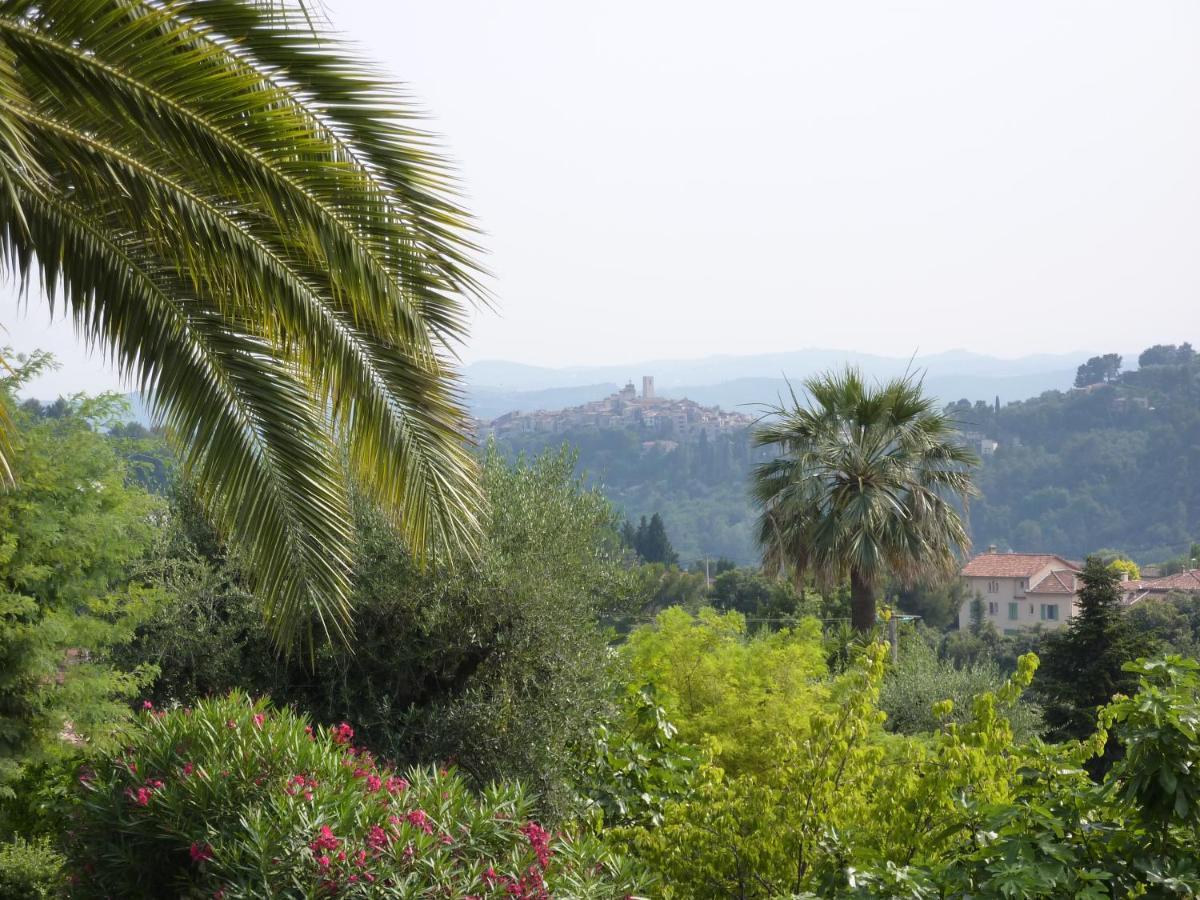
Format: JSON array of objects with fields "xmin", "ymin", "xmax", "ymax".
[
  {"xmin": 958, "ymin": 345, "xmax": 1200, "ymax": 561},
  {"xmin": 497, "ymin": 426, "xmax": 762, "ymax": 563},
  {"xmin": 122, "ymin": 447, "xmax": 636, "ymax": 818},
  {"xmin": 879, "ymin": 632, "xmax": 1044, "ymax": 740},
  {"xmin": 0, "ymin": 381, "xmax": 161, "ymax": 792},
  {"xmin": 65, "ymin": 694, "xmax": 640, "ymax": 898},
  {"xmin": 620, "ymin": 608, "xmax": 826, "ymax": 776}
]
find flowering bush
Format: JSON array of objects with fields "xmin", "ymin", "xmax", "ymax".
[{"xmin": 64, "ymin": 692, "xmax": 643, "ymax": 898}]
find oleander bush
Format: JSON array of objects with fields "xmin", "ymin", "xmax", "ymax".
[{"xmin": 63, "ymin": 693, "xmax": 642, "ymax": 898}]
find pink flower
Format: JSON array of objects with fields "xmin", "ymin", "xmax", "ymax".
[
  {"xmin": 142, "ymin": 700, "xmax": 153, "ymax": 710},
  {"xmin": 521, "ymin": 822, "xmax": 552, "ymax": 869},
  {"xmin": 252, "ymin": 713, "xmax": 265, "ymax": 729},
  {"xmin": 182, "ymin": 762, "xmax": 194, "ymax": 777},
  {"xmin": 189, "ymin": 842, "xmax": 214, "ymax": 863},
  {"xmin": 317, "ymin": 855, "xmax": 331, "ymax": 870},
  {"xmin": 405, "ymin": 809, "xmax": 434, "ymax": 834},
  {"xmin": 354, "ymin": 849, "xmax": 367, "ymax": 867},
  {"xmin": 365, "ymin": 774, "xmax": 382, "ymax": 793},
  {"xmin": 332, "ymin": 723, "xmax": 354, "ymax": 745},
  {"xmin": 366, "ymin": 825, "xmax": 390, "ymax": 851},
  {"xmin": 385, "ymin": 776, "xmax": 408, "ymax": 795},
  {"xmin": 309, "ymin": 824, "xmax": 341, "ymax": 854},
  {"xmin": 225, "ymin": 719, "xmax": 237, "ymax": 730}
]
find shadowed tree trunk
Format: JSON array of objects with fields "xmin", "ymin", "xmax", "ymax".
[{"xmin": 850, "ymin": 570, "xmax": 876, "ymax": 633}]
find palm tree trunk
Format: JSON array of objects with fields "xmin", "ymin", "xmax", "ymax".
[{"xmin": 850, "ymin": 570, "xmax": 876, "ymax": 633}]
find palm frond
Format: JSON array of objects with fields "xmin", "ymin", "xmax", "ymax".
[{"xmin": 0, "ymin": 0, "xmax": 486, "ymax": 650}]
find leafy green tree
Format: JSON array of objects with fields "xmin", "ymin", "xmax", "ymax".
[
  {"xmin": 621, "ymin": 607, "xmax": 827, "ymax": 776},
  {"xmin": 1074, "ymin": 352, "xmax": 1123, "ymax": 387},
  {"xmin": 629, "ymin": 564, "xmax": 708, "ymax": 617},
  {"xmin": 891, "ymin": 577, "xmax": 968, "ymax": 630},
  {"xmin": 1036, "ymin": 556, "xmax": 1154, "ymax": 756},
  {"xmin": 880, "ymin": 634, "xmax": 1043, "ymax": 741},
  {"xmin": 709, "ymin": 568, "xmax": 803, "ymax": 620},
  {"xmin": 752, "ymin": 368, "xmax": 977, "ymax": 632},
  {"xmin": 0, "ymin": 381, "xmax": 161, "ymax": 792},
  {"xmin": 0, "ymin": 0, "xmax": 486, "ymax": 649},
  {"xmin": 1138, "ymin": 342, "xmax": 1195, "ymax": 367}
]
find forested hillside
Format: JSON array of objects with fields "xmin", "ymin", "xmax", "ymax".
[
  {"xmin": 491, "ymin": 344, "xmax": 1200, "ymax": 568},
  {"xmin": 956, "ymin": 344, "xmax": 1200, "ymax": 563},
  {"xmin": 494, "ymin": 427, "xmax": 764, "ymax": 563}
]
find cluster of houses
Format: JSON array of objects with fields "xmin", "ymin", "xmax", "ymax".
[
  {"xmin": 479, "ymin": 376, "xmax": 755, "ymax": 441},
  {"xmin": 957, "ymin": 547, "xmax": 1200, "ymax": 632}
]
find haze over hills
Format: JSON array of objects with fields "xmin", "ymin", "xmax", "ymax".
[{"xmin": 463, "ymin": 349, "xmax": 1105, "ymax": 420}]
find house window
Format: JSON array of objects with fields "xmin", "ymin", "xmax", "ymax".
[
  {"xmin": 1040, "ymin": 604, "xmax": 1059, "ymax": 621},
  {"xmin": 987, "ymin": 601, "xmax": 998, "ymax": 615},
  {"xmin": 987, "ymin": 580, "xmax": 999, "ymax": 593},
  {"xmin": 1008, "ymin": 602, "xmax": 1019, "ymax": 620}
]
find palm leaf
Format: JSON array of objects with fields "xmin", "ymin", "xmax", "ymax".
[{"xmin": 0, "ymin": 0, "xmax": 486, "ymax": 650}]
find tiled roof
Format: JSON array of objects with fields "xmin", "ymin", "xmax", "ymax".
[
  {"xmin": 1139, "ymin": 570, "xmax": 1200, "ymax": 593},
  {"xmin": 961, "ymin": 552, "xmax": 1080, "ymax": 579},
  {"xmin": 1030, "ymin": 570, "xmax": 1076, "ymax": 594}
]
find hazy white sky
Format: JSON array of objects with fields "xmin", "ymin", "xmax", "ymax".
[{"xmin": 5, "ymin": 0, "xmax": 1199, "ymax": 395}]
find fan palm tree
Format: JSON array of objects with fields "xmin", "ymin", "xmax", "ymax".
[
  {"xmin": 752, "ymin": 368, "xmax": 978, "ymax": 633},
  {"xmin": 0, "ymin": 0, "xmax": 487, "ymax": 650}
]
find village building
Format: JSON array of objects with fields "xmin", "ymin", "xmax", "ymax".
[
  {"xmin": 958, "ymin": 549, "xmax": 1082, "ymax": 632},
  {"xmin": 485, "ymin": 375, "xmax": 755, "ymax": 440},
  {"xmin": 958, "ymin": 548, "xmax": 1200, "ymax": 632}
]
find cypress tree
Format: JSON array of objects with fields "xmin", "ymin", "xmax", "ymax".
[{"xmin": 1037, "ymin": 556, "xmax": 1154, "ymax": 770}]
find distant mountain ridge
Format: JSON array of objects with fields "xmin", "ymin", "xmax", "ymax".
[{"xmin": 464, "ymin": 349, "xmax": 1106, "ymax": 421}]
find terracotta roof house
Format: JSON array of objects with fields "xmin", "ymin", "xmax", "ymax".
[
  {"xmin": 958, "ymin": 548, "xmax": 1081, "ymax": 633},
  {"xmin": 1123, "ymin": 569, "xmax": 1200, "ymax": 604}
]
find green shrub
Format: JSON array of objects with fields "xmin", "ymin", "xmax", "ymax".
[
  {"xmin": 0, "ymin": 835, "xmax": 65, "ymax": 899},
  {"xmin": 620, "ymin": 607, "xmax": 826, "ymax": 776},
  {"xmin": 579, "ymin": 687, "xmax": 703, "ymax": 830},
  {"xmin": 64, "ymin": 693, "xmax": 642, "ymax": 898},
  {"xmin": 880, "ymin": 635, "xmax": 1044, "ymax": 740}
]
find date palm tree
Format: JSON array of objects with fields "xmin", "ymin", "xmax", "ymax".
[
  {"xmin": 0, "ymin": 0, "xmax": 486, "ymax": 650},
  {"xmin": 752, "ymin": 368, "xmax": 977, "ymax": 632}
]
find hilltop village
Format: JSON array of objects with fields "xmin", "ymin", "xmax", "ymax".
[{"xmin": 478, "ymin": 376, "xmax": 756, "ymax": 441}]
